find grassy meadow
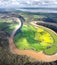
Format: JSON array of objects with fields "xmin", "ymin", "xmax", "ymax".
[{"xmin": 14, "ymin": 24, "xmax": 57, "ymax": 55}]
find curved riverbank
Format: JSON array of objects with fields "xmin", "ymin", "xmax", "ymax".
[
  {"xmin": 32, "ymin": 21, "xmax": 57, "ymax": 33},
  {"xmin": 9, "ymin": 17, "xmax": 57, "ymax": 62}
]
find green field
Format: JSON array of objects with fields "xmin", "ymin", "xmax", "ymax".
[
  {"xmin": 14, "ymin": 24, "xmax": 57, "ymax": 55},
  {"xmin": 43, "ymin": 27, "xmax": 57, "ymax": 55},
  {"xmin": 0, "ymin": 13, "xmax": 57, "ymax": 55},
  {"xmin": 0, "ymin": 17, "xmax": 57, "ymax": 55}
]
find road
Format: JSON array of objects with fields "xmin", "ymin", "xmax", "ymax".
[{"xmin": 9, "ymin": 17, "xmax": 57, "ymax": 62}]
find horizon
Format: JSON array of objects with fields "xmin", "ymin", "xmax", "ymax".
[{"xmin": 0, "ymin": 0, "xmax": 57, "ymax": 13}]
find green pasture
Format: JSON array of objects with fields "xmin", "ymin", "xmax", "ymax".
[{"xmin": 14, "ymin": 24, "xmax": 57, "ymax": 55}]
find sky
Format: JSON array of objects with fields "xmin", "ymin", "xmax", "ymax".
[{"xmin": 0, "ymin": 0, "xmax": 57, "ymax": 8}]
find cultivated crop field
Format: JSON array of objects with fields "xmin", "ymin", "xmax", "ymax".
[
  {"xmin": 0, "ymin": 13, "xmax": 57, "ymax": 56},
  {"xmin": 14, "ymin": 24, "xmax": 57, "ymax": 55}
]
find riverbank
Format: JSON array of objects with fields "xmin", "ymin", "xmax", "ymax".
[{"xmin": 9, "ymin": 18, "xmax": 57, "ymax": 62}]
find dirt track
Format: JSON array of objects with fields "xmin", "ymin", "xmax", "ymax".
[{"xmin": 9, "ymin": 18, "xmax": 57, "ymax": 62}]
